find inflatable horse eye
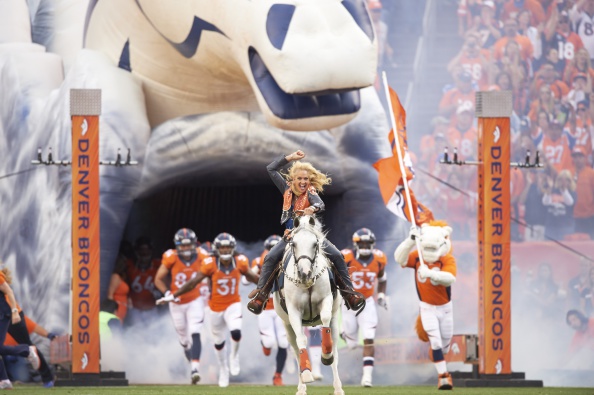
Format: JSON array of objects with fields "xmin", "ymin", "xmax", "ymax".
[
  {"xmin": 294, "ymin": 217, "xmax": 301, "ymax": 228},
  {"xmin": 85, "ymin": 0, "xmax": 378, "ymax": 130}
]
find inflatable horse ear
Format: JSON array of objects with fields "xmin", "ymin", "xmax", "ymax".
[{"xmin": 308, "ymin": 216, "xmax": 316, "ymax": 226}]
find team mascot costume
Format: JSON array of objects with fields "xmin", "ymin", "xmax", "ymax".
[{"xmin": 394, "ymin": 221, "xmax": 457, "ymax": 390}]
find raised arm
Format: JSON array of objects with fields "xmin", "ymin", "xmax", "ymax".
[
  {"xmin": 393, "ymin": 227, "xmax": 419, "ymax": 267},
  {"xmin": 267, "ymin": 151, "xmax": 306, "ymax": 193}
]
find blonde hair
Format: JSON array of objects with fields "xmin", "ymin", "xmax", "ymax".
[
  {"xmin": 555, "ymin": 169, "xmax": 576, "ymax": 191},
  {"xmin": 1, "ymin": 266, "xmax": 12, "ymax": 284},
  {"xmin": 284, "ymin": 161, "xmax": 332, "ymax": 193}
]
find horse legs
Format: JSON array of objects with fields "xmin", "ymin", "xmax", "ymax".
[
  {"xmin": 288, "ymin": 308, "xmax": 314, "ymax": 384},
  {"xmin": 284, "ymin": 322, "xmax": 307, "ymax": 395},
  {"xmin": 330, "ymin": 309, "xmax": 344, "ymax": 395},
  {"xmin": 319, "ymin": 294, "xmax": 335, "ymax": 366}
]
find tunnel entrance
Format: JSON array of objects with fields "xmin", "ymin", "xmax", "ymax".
[{"xmin": 125, "ymin": 184, "xmax": 284, "ymax": 254}]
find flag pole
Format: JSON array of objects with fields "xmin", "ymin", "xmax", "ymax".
[{"xmin": 381, "ymin": 71, "xmax": 427, "ymax": 268}]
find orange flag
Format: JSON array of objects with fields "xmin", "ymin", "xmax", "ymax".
[{"xmin": 373, "ymin": 86, "xmax": 434, "ymax": 225}]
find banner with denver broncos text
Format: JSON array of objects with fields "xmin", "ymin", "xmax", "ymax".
[
  {"xmin": 71, "ymin": 115, "xmax": 100, "ymax": 374},
  {"xmin": 477, "ymin": 117, "xmax": 511, "ymax": 375}
]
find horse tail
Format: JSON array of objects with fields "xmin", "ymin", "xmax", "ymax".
[{"xmin": 415, "ymin": 314, "xmax": 429, "ymax": 342}]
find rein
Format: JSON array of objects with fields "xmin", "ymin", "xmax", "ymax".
[{"xmin": 281, "ymin": 227, "xmax": 327, "ymax": 287}]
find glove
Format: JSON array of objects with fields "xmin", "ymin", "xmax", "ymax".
[
  {"xmin": 156, "ymin": 290, "xmax": 180, "ymax": 305},
  {"xmin": 377, "ymin": 292, "xmax": 389, "ymax": 310},
  {"xmin": 409, "ymin": 226, "xmax": 421, "ymax": 241},
  {"xmin": 418, "ymin": 264, "xmax": 432, "ymax": 280},
  {"xmin": 47, "ymin": 332, "xmax": 58, "ymax": 341}
]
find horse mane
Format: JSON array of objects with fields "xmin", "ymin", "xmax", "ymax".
[
  {"xmin": 295, "ymin": 215, "xmax": 328, "ymax": 240},
  {"xmin": 428, "ymin": 219, "xmax": 449, "ymax": 228}
]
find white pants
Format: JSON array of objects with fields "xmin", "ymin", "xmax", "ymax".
[
  {"xmin": 258, "ymin": 308, "xmax": 288, "ymax": 349},
  {"xmin": 169, "ymin": 296, "xmax": 205, "ymax": 349},
  {"xmin": 419, "ymin": 301, "xmax": 453, "ymax": 353},
  {"xmin": 341, "ymin": 296, "xmax": 378, "ymax": 348},
  {"xmin": 209, "ymin": 302, "xmax": 242, "ymax": 344}
]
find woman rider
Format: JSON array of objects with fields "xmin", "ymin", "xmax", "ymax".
[{"xmin": 247, "ymin": 150, "xmax": 366, "ymax": 315}]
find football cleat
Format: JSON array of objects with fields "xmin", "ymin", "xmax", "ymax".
[
  {"xmin": 191, "ymin": 369, "xmax": 200, "ymax": 385},
  {"xmin": 28, "ymin": 346, "xmax": 41, "ymax": 370},
  {"xmin": 0, "ymin": 380, "xmax": 13, "ymax": 389},
  {"xmin": 438, "ymin": 372, "xmax": 453, "ymax": 390},
  {"xmin": 273, "ymin": 372, "xmax": 283, "ymax": 386},
  {"xmin": 361, "ymin": 372, "xmax": 372, "ymax": 387},
  {"xmin": 229, "ymin": 353, "xmax": 240, "ymax": 376},
  {"xmin": 218, "ymin": 366, "xmax": 230, "ymax": 388}
]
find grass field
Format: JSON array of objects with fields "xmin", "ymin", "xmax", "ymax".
[{"xmin": 10, "ymin": 385, "xmax": 594, "ymax": 395}]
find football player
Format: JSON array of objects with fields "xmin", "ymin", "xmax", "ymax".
[
  {"xmin": 160, "ymin": 232, "xmax": 259, "ymax": 388},
  {"xmin": 154, "ymin": 228, "xmax": 210, "ymax": 385},
  {"xmin": 126, "ymin": 237, "xmax": 162, "ymax": 326},
  {"xmin": 340, "ymin": 228, "xmax": 387, "ymax": 387}
]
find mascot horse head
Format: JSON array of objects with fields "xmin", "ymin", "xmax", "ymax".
[
  {"xmin": 288, "ymin": 215, "xmax": 327, "ymax": 287},
  {"xmin": 418, "ymin": 221, "xmax": 453, "ymax": 264}
]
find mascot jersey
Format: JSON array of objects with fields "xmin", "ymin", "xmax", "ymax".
[
  {"xmin": 341, "ymin": 249, "xmax": 386, "ymax": 299},
  {"xmin": 406, "ymin": 251, "xmax": 457, "ymax": 306},
  {"xmin": 201, "ymin": 255, "xmax": 250, "ymax": 312},
  {"xmin": 162, "ymin": 247, "xmax": 210, "ymax": 304}
]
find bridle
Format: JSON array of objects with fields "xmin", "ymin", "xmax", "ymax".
[{"xmin": 281, "ymin": 226, "xmax": 326, "ymax": 287}]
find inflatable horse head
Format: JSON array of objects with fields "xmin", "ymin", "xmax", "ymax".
[
  {"xmin": 418, "ymin": 221, "xmax": 453, "ymax": 264},
  {"xmin": 86, "ymin": 0, "xmax": 378, "ymax": 130}
]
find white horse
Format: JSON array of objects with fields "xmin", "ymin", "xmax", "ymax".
[{"xmin": 273, "ymin": 215, "xmax": 344, "ymax": 395}]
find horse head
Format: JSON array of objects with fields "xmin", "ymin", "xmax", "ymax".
[{"xmin": 291, "ymin": 215, "xmax": 322, "ymax": 286}]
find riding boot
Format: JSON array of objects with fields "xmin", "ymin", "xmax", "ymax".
[
  {"xmin": 323, "ymin": 241, "xmax": 366, "ymax": 312},
  {"xmin": 248, "ymin": 239, "xmax": 287, "ymax": 315}
]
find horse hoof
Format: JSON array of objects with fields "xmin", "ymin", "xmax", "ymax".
[
  {"xmin": 321, "ymin": 355, "xmax": 334, "ymax": 365},
  {"xmin": 301, "ymin": 369, "xmax": 315, "ymax": 383}
]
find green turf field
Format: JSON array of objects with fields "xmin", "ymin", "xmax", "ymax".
[{"xmin": 10, "ymin": 385, "xmax": 594, "ymax": 395}]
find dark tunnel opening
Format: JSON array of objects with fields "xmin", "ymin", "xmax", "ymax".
[{"xmin": 124, "ymin": 184, "xmax": 342, "ymax": 256}]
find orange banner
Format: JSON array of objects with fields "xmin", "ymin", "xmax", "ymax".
[
  {"xmin": 477, "ymin": 117, "xmax": 511, "ymax": 374},
  {"xmin": 71, "ymin": 115, "xmax": 100, "ymax": 374}
]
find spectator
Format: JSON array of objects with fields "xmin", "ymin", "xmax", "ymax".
[
  {"xmin": 420, "ymin": 116, "xmax": 450, "ymax": 172},
  {"xmin": 542, "ymin": 169, "xmax": 577, "ymax": 240},
  {"xmin": 539, "ymin": 117, "xmax": 574, "ymax": 173},
  {"xmin": 107, "ymin": 251, "xmax": 130, "ymax": 323},
  {"xmin": 519, "ymin": 168, "xmax": 548, "ymax": 240},
  {"xmin": 531, "ymin": 63, "xmax": 569, "ymax": 100},
  {"xmin": 541, "ymin": 9, "xmax": 584, "ymax": 72},
  {"xmin": 126, "ymin": 236, "xmax": 163, "ymax": 327},
  {"xmin": 99, "ymin": 299, "xmax": 124, "ymax": 371},
  {"xmin": 568, "ymin": 258, "xmax": 592, "ymax": 309},
  {"xmin": 447, "ymin": 104, "xmax": 478, "ymax": 160},
  {"xmin": 565, "ymin": 309, "xmax": 594, "ymax": 367},
  {"xmin": 528, "ymin": 85, "xmax": 557, "ymax": 123},
  {"xmin": 502, "ymin": 0, "xmax": 547, "ymax": 27},
  {"xmin": 567, "ymin": 74, "xmax": 592, "ymax": 111},
  {"xmin": 563, "ymin": 47, "xmax": 594, "ymax": 89},
  {"xmin": 438, "ymin": 71, "xmax": 476, "ymax": 125},
  {"xmin": 526, "ymin": 262, "xmax": 565, "ymax": 319},
  {"xmin": 569, "ymin": 0, "xmax": 594, "ymax": 64},
  {"xmin": 447, "ymin": 31, "xmax": 491, "ymax": 89},
  {"xmin": 368, "ymin": 1, "xmax": 392, "ymax": 68},
  {"xmin": 572, "ymin": 146, "xmax": 594, "ymax": 238},
  {"xmin": 493, "ymin": 17, "xmax": 535, "ymax": 63},
  {"xmin": 498, "ymin": 39, "xmax": 530, "ymax": 94},
  {"xmin": 569, "ymin": 99, "xmax": 593, "ymax": 162},
  {"xmin": 517, "ymin": 9, "xmax": 542, "ymax": 61},
  {"xmin": 5, "ymin": 314, "xmax": 56, "ymax": 387},
  {"xmin": 469, "ymin": 1, "xmax": 503, "ymax": 48},
  {"xmin": 0, "ymin": 265, "xmax": 41, "ymax": 390}
]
